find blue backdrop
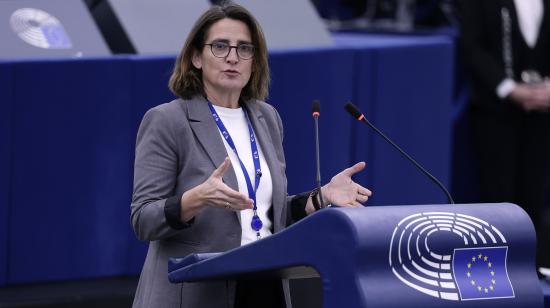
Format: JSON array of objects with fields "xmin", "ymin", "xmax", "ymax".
[
  {"xmin": 0, "ymin": 62, "xmax": 13, "ymax": 286},
  {"xmin": 0, "ymin": 34, "xmax": 454, "ymax": 285},
  {"xmin": 337, "ymin": 34, "xmax": 454, "ymax": 205}
]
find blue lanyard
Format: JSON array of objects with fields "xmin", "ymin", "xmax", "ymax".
[{"xmin": 208, "ymin": 102, "xmax": 263, "ymax": 237}]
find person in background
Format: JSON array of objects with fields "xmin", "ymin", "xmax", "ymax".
[
  {"xmin": 457, "ymin": 0, "xmax": 550, "ymax": 273},
  {"xmin": 130, "ymin": 3, "xmax": 372, "ymax": 307}
]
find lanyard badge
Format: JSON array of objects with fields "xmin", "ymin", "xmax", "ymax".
[{"xmin": 208, "ymin": 102, "xmax": 263, "ymax": 239}]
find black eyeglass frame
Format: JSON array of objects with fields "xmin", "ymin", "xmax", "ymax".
[{"xmin": 204, "ymin": 42, "xmax": 255, "ymax": 60}]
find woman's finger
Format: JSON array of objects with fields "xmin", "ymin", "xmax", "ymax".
[
  {"xmin": 218, "ymin": 185, "xmax": 251, "ymax": 202},
  {"xmin": 224, "ymin": 194, "xmax": 253, "ymax": 208},
  {"xmin": 211, "ymin": 157, "xmax": 231, "ymax": 179},
  {"xmin": 356, "ymin": 194, "xmax": 370, "ymax": 203},
  {"xmin": 223, "ymin": 200, "xmax": 254, "ymax": 211},
  {"xmin": 215, "ymin": 185, "xmax": 253, "ymax": 209},
  {"xmin": 218, "ymin": 199, "xmax": 253, "ymax": 211},
  {"xmin": 342, "ymin": 161, "xmax": 366, "ymax": 177},
  {"xmin": 357, "ymin": 185, "xmax": 372, "ymax": 197}
]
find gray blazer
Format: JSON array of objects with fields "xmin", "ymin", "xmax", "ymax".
[{"xmin": 131, "ymin": 96, "xmax": 293, "ymax": 308}]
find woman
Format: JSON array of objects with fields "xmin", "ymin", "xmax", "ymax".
[{"xmin": 131, "ymin": 3, "xmax": 372, "ymax": 307}]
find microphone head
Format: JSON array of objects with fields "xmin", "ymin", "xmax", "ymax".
[
  {"xmin": 311, "ymin": 100, "xmax": 320, "ymax": 117},
  {"xmin": 344, "ymin": 102, "xmax": 363, "ymax": 120}
]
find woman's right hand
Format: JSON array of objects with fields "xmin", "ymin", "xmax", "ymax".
[{"xmin": 179, "ymin": 157, "xmax": 253, "ymax": 222}]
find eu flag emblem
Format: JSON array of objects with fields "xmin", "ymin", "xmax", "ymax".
[
  {"xmin": 452, "ymin": 246, "xmax": 515, "ymax": 300},
  {"xmin": 42, "ymin": 25, "xmax": 72, "ymax": 49}
]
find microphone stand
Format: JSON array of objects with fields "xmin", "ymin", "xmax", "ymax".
[
  {"xmin": 345, "ymin": 102, "xmax": 454, "ymax": 204},
  {"xmin": 312, "ymin": 100, "xmax": 325, "ymax": 208}
]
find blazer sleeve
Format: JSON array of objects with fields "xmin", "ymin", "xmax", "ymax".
[
  {"xmin": 131, "ymin": 107, "xmax": 190, "ymax": 241},
  {"xmin": 457, "ymin": 0, "xmax": 508, "ymax": 94}
]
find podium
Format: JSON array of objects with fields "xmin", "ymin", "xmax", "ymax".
[{"xmin": 168, "ymin": 203, "xmax": 543, "ymax": 307}]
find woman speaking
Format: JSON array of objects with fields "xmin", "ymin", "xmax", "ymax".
[{"xmin": 131, "ymin": 3, "xmax": 372, "ymax": 307}]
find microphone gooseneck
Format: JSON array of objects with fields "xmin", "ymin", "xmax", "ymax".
[
  {"xmin": 344, "ymin": 102, "xmax": 455, "ymax": 204},
  {"xmin": 311, "ymin": 100, "xmax": 325, "ymax": 208}
]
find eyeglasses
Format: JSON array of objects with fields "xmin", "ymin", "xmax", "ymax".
[{"xmin": 204, "ymin": 41, "xmax": 255, "ymax": 60}]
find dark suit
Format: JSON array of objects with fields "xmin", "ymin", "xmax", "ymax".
[
  {"xmin": 131, "ymin": 96, "xmax": 303, "ymax": 307},
  {"xmin": 459, "ymin": 0, "xmax": 550, "ymax": 109},
  {"xmin": 458, "ymin": 0, "xmax": 550, "ymax": 266}
]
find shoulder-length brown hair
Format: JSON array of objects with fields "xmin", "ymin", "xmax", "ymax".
[{"xmin": 169, "ymin": 3, "xmax": 270, "ymax": 101}]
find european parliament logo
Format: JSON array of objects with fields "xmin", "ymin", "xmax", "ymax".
[
  {"xmin": 10, "ymin": 8, "xmax": 72, "ymax": 50},
  {"xmin": 388, "ymin": 212, "xmax": 515, "ymax": 301}
]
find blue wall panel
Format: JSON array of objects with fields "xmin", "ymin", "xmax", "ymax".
[
  {"xmin": 366, "ymin": 39, "xmax": 454, "ymax": 206},
  {"xmin": 130, "ymin": 56, "xmax": 176, "ymax": 131},
  {"xmin": 127, "ymin": 56, "xmax": 176, "ymax": 274},
  {"xmin": 269, "ymin": 48, "xmax": 356, "ymax": 195},
  {"xmin": 348, "ymin": 48, "xmax": 376, "ymax": 193},
  {"xmin": 0, "ymin": 63, "xmax": 14, "ymax": 286},
  {"xmin": 335, "ymin": 34, "xmax": 454, "ymax": 206},
  {"xmin": 9, "ymin": 58, "xmax": 134, "ymax": 283}
]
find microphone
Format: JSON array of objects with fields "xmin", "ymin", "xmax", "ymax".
[
  {"xmin": 311, "ymin": 100, "xmax": 325, "ymax": 209},
  {"xmin": 344, "ymin": 102, "xmax": 454, "ymax": 204}
]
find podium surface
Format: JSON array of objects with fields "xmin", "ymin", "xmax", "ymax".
[{"xmin": 170, "ymin": 203, "xmax": 542, "ymax": 307}]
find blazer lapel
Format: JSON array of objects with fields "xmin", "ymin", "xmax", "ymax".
[
  {"xmin": 244, "ymin": 101, "xmax": 285, "ymax": 231},
  {"xmin": 186, "ymin": 96, "xmax": 240, "ymax": 198}
]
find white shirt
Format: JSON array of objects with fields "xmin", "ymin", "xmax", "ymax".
[
  {"xmin": 212, "ymin": 105, "xmax": 273, "ymax": 246},
  {"xmin": 498, "ymin": 0, "xmax": 544, "ymax": 98},
  {"xmin": 514, "ymin": 0, "xmax": 543, "ymax": 48}
]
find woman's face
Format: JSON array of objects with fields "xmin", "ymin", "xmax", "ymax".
[{"xmin": 192, "ymin": 18, "xmax": 253, "ymax": 99}]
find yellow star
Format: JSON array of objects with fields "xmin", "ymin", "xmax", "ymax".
[
  {"xmin": 467, "ymin": 263, "xmax": 471, "ymax": 268},
  {"xmin": 472, "ymin": 256, "xmax": 476, "ymax": 262},
  {"xmin": 478, "ymin": 253, "xmax": 482, "ymax": 259},
  {"xmin": 490, "ymin": 271, "xmax": 495, "ymax": 276},
  {"xmin": 484, "ymin": 256, "xmax": 488, "ymax": 261},
  {"xmin": 488, "ymin": 262, "xmax": 492, "ymax": 268},
  {"xmin": 466, "ymin": 272, "xmax": 471, "ymax": 277}
]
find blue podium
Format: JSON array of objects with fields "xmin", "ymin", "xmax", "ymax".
[{"xmin": 168, "ymin": 203, "xmax": 543, "ymax": 307}]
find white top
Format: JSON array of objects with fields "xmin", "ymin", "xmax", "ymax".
[
  {"xmin": 212, "ymin": 105, "xmax": 273, "ymax": 246},
  {"xmin": 514, "ymin": 0, "xmax": 543, "ymax": 48},
  {"xmin": 497, "ymin": 0, "xmax": 544, "ymax": 98}
]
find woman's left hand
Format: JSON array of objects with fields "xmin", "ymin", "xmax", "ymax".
[{"xmin": 322, "ymin": 162, "xmax": 372, "ymax": 207}]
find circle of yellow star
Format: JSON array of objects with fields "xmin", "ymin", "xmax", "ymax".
[{"xmin": 467, "ymin": 253, "xmax": 497, "ymax": 294}]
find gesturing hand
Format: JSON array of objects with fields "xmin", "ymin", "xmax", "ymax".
[
  {"xmin": 322, "ymin": 162, "xmax": 372, "ymax": 207},
  {"xmin": 179, "ymin": 157, "xmax": 253, "ymax": 222},
  {"xmin": 199, "ymin": 157, "xmax": 254, "ymax": 211}
]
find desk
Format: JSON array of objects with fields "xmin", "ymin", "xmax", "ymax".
[{"xmin": 0, "ymin": 34, "xmax": 453, "ymax": 285}]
